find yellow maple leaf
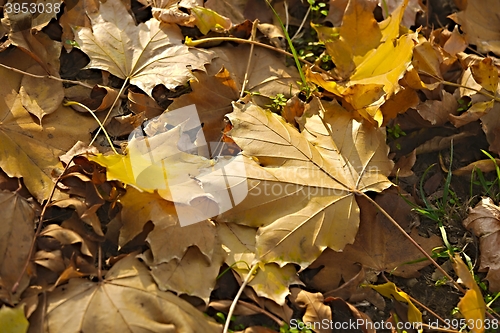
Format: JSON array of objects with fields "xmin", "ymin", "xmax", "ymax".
[{"xmin": 307, "ymin": 0, "xmax": 416, "ymax": 126}]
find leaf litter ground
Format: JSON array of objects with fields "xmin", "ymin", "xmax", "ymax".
[{"xmin": 2, "ymin": 0, "xmax": 500, "ymax": 333}]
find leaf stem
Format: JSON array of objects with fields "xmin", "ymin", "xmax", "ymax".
[
  {"xmin": 0, "ymin": 63, "xmax": 94, "ymax": 89},
  {"xmin": 357, "ymin": 191, "xmax": 466, "ymax": 294},
  {"xmin": 63, "ymin": 100, "xmax": 118, "ymax": 154},
  {"xmin": 185, "ymin": 37, "xmax": 333, "ymax": 78},
  {"xmin": 89, "ymin": 78, "xmax": 129, "ymax": 148},
  {"xmin": 223, "ymin": 263, "xmax": 259, "ymax": 333}
]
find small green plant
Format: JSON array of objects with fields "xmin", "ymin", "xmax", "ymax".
[
  {"xmin": 307, "ymin": 0, "xmax": 328, "ymax": 17},
  {"xmin": 265, "ymin": 0, "xmax": 312, "ymax": 97},
  {"xmin": 470, "ymin": 150, "xmax": 500, "ymax": 202},
  {"xmin": 267, "ymin": 93, "xmax": 288, "ymax": 113},
  {"xmin": 457, "ymin": 97, "xmax": 472, "ymax": 112},
  {"xmin": 215, "ymin": 312, "xmax": 246, "ymax": 332},
  {"xmin": 387, "ymin": 124, "xmax": 406, "ymax": 150}
]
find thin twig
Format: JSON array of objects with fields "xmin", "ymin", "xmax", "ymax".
[
  {"xmin": 240, "ymin": 20, "xmax": 258, "ymax": 99},
  {"xmin": 223, "ymin": 263, "xmax": 259, "ymax": 333},
  {"xmin": 291, "ymin": 6, "xmax": 311, "ymax": 41},
  {"xmin": 358, "ymin": 191, "xmax": 466, "ymax": 294},
  {"xmin": 186, "ymin": 37, "xmax": 333, "ymax": 78},
  {"xmin": 89, "ymin": 77, "xmax": 129, "ymax": 147},
  {"xmin": 0, "ymin": 63, "xmax": 94, "ymax": 89}
]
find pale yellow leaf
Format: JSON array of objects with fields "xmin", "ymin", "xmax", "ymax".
[
  {"xmin": 74, "ymin": 0, "xmax": 214, "ymax": 97},
  {"xmin": 0, "ymin": 305, "xmax": 29, "ymax": 333},
  {"xmin": 219, "ymin": 98, "xmax": 393, "ymax": 268},
  {"xmin": 451, "ymin": 254, "xmax": 486, "ymax": 333}
]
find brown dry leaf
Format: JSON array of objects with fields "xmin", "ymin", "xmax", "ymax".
[
  {"xmin": 140, "ymin": 242, "xmax": 226, "ymax": 304},
  {"xmin": 52, "ymin": 198, "xmax": 103, "ymax": 237},
  {"xmin": 346, "ymin": 191, "xmax": 439, "ymax": 277},
  {"xmin": 451, "ymin": 0, "xmax": 500, "ymax": 55},
  {"xmin": 379, "ymin": 87, "xmax": 419, "ymax": 126},
  {"xmin": 207, "ymin": 45, "xmax": 300, "ymax": 98},
  {"xmin": 324, "ymin": 0, "xmax": 348, "ymax": 26},
  {"xmin": 416, "ymin": 91, "xmax": 458, "ymax": 126},
  {"xmin": 74, "ymin": 0, "xmax": 214, "ymax": 97},
  {"xmin": 450, "ymin": 64, "xmax": 500, "ymax": 154},
  {"xmin": 39, "ymin": 224, "xmax": 95, "ymax": 258},
  {"xmin": 167, "ymin": 67, "xmax": 239, "ymax": 144},
  {"xmin": 107, "ymin": 112, "xmax": 147, "ymax": 138},
  {"xmin": 449, "ymin": 99, "xmax": 495, "ymax": 128},
  {"xmin": 451, "ymin": 254, "xmax": 486, "ymax": 333},
  {"xmin": 391, "ymin": 149, "xmax": 417, "ymax": 177},
  {"xmin": 470, "ymin": 57, "xmax": 499, "ymax": 93},
  {"xmin": 33, "ymin": 250, "xmax": 66, "ymax": 275},
  {"xmin": 290, "ymin": 288, "xmax": 332, "ymax": 333},
  {"xmin": 453, "ymin": 158, "xmax": 500, "ymax": 176},
  {"xmin": 0, "ymin": 191, "xmax": 35, "ymax": 303},
  {"xmin": 6, "ymin": 20, "xmax": 61, "ymax": 76},
  {"xmin": 148, "ymin": 220, "xmax": 217, "ymax": 263},
  {"xmin": 110, "ymin": 187, "xmax": 178, "ymax": 248},
  {"xmin": 127, "ymin": 88, "xmax": 164, "ymax": 119},
  {"xmin": 217, "ymin": 222, "xmax": 302, "ymax": 305},
  {"xmin": 148, "ymin": 0, "xmax": 201, "ymax": 26},
  {"xmin": 305, "ymin": 249, "xmax": 360, "ymax": 295},
  {"xmin": 326, "ymin": 297, "xmax": 376, "ymax": 333},
  {"xmin": 219, "ymin": 98, "xmax": 393, "ymax": 268},
  {"xmin": 168, "ymin": 45, "xmax": 300, "ymax": 143},
  {"xmin": 19, "ymin": 65, "xmax": 64, "ymax": 124},
  {"xmin": 429, "ymin": 27, "xmax": 467, "ymax": 57},
  {"xmin": 0, "ymin": 49, "xmax": 98, "ymax": 202},
  {"xmin": 413, "ymin": 40, "xmax": 443, "ymax": 79},
  {"xmin": 28, "ymin": 255, "xmax": 221, "ymax": 333},
  {"xmin": 281, "ymin": 94, "xmax": 306, "ymax": 126},
  {"xmin": 308, "ymin": 188, "xmax": 438, "ymax": 288},
  {"xmin": 205, "ymin": 0, "xmax": 246, "ymax": 24},
  {"xmin": 463, "ymin": 197, "xmax": 500, "ymax": 292},
  {"xmin": 59, "ymin": 0, "xmax": 98, "ymax": 51},
  {"xmin": 11, "ymin": 33, "xmax": 48, "ymax": 76}
]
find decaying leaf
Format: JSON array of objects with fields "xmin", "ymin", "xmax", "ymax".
[
  {"xmin": 290, "ymin": 289, "xmax": 331, "ymax": 333},
  {"xmin": 451, "ymin": 0, "xmax": 500, "ymax": 55},
  {"xmin": 19, "ymin": 65, "xmax": 64, "ymax": 125},
  {"xmin": 462, "ymin": 197, "xmax": 500, "ymax": 292},
  {"xmin": 28, "ymin": 255, "xmax": 221, "ymax": 333},
  {"xmin": 217, "ymin": 222, "xmax": 302, "ymax": 305},
  {"xmin": 0, "ymin": 191, "xmax": 35, "ymax": 303},
  {"xmin": 0, "ymin": 50, "xmax": 97, "ymax": 202},
  {"xmin": 140, "ymin": 243, "xmax": 226, "ymax": 304},
  {"xmin": 74, "ymin": 0, "xmax": 214, "ymax": 97}
]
